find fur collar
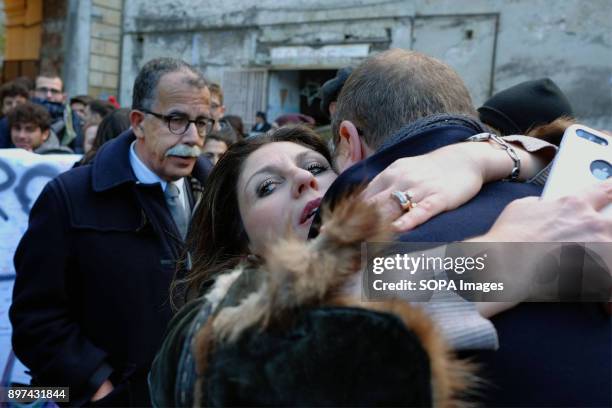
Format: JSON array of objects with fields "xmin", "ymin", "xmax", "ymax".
[{"xmin": 193, "ymin": 195, "xmax": 477, "ymax": 407}]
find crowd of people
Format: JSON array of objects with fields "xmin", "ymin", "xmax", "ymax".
[
  {"xmin": 1, "ymin": 75, "xmax": 249, "ymax": 165},
  {"xmin": 3, "ymin": 49, "xmax": 611, "ymax": 407}
]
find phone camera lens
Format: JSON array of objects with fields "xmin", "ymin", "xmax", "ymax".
[{"xmin": 577, "ymin": 129, "xmax": 608, "ymax": 146}]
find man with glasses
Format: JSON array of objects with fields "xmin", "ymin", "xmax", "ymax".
[
  {"xmin": 31, "ymin": 73, "xmax": 84, "ymax": 152},
  {"xmin": 34, "ymin": 75, "xmax": 65, "ymax": 103},
  {"xmin": 10, "ymin": 58, "xmax": 213, "ymax": 406}
]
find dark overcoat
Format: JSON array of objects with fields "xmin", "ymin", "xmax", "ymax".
[
  {"xmin": 311, "ymin": 119, "xmax": 610, "ymax": 407},
  {"xmin": 10, "ymin": 129, "xmax": 211, "ymax": 406}
]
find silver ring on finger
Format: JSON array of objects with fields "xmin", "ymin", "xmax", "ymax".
[{"xmin": 391, "ymin": 190, "xmax": 418, "ymax": 212}]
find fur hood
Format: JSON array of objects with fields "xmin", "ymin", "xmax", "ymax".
[{"xmin": 192, "ymin": 196, "xmax": 477, "ymax": 407}]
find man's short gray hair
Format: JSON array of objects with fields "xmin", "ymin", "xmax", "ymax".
[
  {"xmin": 332, "ymin": 49, "xmax": 477, "ymax": 151},
  {"xmin": 132, "ymin": 58, "xmax": 207, "ymax": 111}
]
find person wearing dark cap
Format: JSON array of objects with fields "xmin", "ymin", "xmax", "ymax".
[
  {"xmin": 319, "ymin": 66, "xmax": 353, "ymax": 118},
  {"xmin": 250, "ymin": 111, "xmax": 271, "ymax": 135},
  {"xmin": 7, "ymin": 102, "xmax": 52, "ymax": 152},
  {"xmin": 478, "ymin": 78, "xmax": 574, "ymax": 137}
]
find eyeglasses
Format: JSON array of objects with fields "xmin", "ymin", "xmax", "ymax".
[
  {"xmin": 141, "ymin": 109, "xmax": 215, "ymax": 136},
  {"xmin": 36, "ymin": 87, "xmax": 62, "ymax": 95}
]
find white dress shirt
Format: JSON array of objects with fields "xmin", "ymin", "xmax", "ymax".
[{"xmin": 129, "ymin": 141, "xmax": 188, "ymax": 211}]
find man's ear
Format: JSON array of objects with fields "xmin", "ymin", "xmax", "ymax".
[
  {"xmin": 336, "ymin": 120, "xmax": 365, "ymax": 173},
  {"xmin": 130, "ymin": 110, "xmax": 145, "ymax": 139},
  {"xmin": 41, "ymin": 129, "xmax": 50, "ymax": 142}
]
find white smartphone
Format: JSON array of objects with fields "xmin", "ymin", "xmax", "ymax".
[{"xmin": 541, "ymin": 124, "xmax": 612, "ymax": 216}]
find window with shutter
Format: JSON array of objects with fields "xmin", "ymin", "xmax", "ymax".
[{"xmin": 222, "ymin": 69, "xmax": 268, "ymax": 130}]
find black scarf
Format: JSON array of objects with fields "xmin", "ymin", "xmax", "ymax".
[{"xmin": 378, "ymin": 114, "xmax": 489, "ymax": 152}]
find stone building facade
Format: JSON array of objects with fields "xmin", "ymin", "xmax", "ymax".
[
  {"xmin": 119, "ymin": 0, "xmax": 611, "ymax": 129},
  {"xmin": 86, "ymin": 0, "xmax": 122, "ymax": 97},
  {"xmin": 1, "ymin": 0, "xmax": 610, "ymax": 129}
]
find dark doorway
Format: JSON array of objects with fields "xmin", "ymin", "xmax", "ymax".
[
  {"xmin": 298, "ymin": 70, "xmax": 337, "ymax": 126},
  {"xmin": 267, "ymin": 69, "xmax": 337, "ymax": 128}
]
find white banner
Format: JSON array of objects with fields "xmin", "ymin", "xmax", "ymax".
[{"xmin": 0, "ymin": 149, "xmax": 80, "ymax": 386}]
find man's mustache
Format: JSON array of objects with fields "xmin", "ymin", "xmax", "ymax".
[{"xmin": 165, "ymin": 144, "xmax": 202, "ymax": 158}]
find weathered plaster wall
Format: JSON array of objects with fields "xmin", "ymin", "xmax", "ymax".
[{"xmin": 119, "ymin": 0, "xmax": 612, "ymax": 128}]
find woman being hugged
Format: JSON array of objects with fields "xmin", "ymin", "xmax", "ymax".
[{"xmin": 151, "ymin": 125, "xmax": 562, "ymax": 407}]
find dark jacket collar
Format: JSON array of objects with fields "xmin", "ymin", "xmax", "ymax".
[
  {"xmin": 308, "ymin": 115, "xmax": 486, "ymax": 238},
  {"xmin": 92, "ymin": 129, "xmax": 212, "ymax": 192},
  {"xmin": 92, "ymin": 129, "xmax": 137, "ymax": 192},
  {"xmin": 378, "ymin": 114, "xmax": 488, "ymax": 151},
  {"xmin": 92, "ymin": 129, "xmax": 139, "ymax": 192},
  {"xmin": 334, "ymin": 115, "xmax": 486, "ymax": 200}
]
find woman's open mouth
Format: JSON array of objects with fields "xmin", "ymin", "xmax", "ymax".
[{"xmin": 300, "ymin": 197, "xmax": 322, "ymax": 225}]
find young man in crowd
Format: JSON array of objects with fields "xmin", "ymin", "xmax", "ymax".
[
  {"xmin": 7, "ymin": 102, "xmax": 51, "ymax": 152},
  {"xmin": 202, "ymin": 126, "xmax": 239, "ymax": 165},
  {"xmin": 32, "ymin": 73, "xmax": 84, "ymax": 152},
  {"xmin": 202, "ymin": 135, "xmax": 227, "ymax": 165},
  {"xmin": 34, "ymin": 74, "xmax": 65, "ymax": 104}
]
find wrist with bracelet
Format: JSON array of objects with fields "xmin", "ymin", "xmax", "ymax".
[{"xmin": 467, "ymin": 133, "xmax": 521, "ymax": 181}]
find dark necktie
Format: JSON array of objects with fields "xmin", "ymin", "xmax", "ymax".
[{"xmin": 164, "ymin": 182, "xmax": 188, "ymax": 240}]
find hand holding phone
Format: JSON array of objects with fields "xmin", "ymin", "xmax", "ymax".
[{"xmin": 542, "ymin": 124, "xmax": 612, "ymax": 216}]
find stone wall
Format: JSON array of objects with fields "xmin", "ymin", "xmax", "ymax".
[
  {"xmin": 119, "ymin": 0, "xmax": 612, "ymax": 129},
  {"xmin": 88, "ymin": 0, "xmax": 122, "ymax": 97}
]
